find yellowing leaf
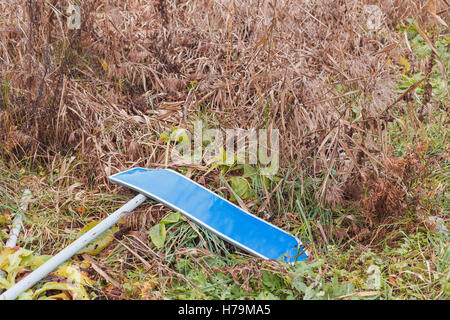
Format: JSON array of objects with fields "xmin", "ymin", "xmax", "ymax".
[
  {"xmin": 397, "ymin": 57, "xmax": 410, "ymax": 73},
  {"xmin": 76, "ymin": 221, "xmax": 115, "ymax": 256},
  {"xmin": 0, "ymin": 248, "xmax": 51, "ymax": 290},
  {"xmin": 0, "ymin": 213, "xmax": 9, "ymax": 224},
  {"xmin": 161, "ymin": 211, "xmax": 181, "ymax": 224},
  {"xmin": 17, "ymin": 290, "xmax": 33, "ymax": 300},
  {"xmin": 33, "ymin": 281, "xmax": 89, "ymax": 300},
  {"xmin": 159, "ymin": 133, "xmax": 170, "ymax": 142},
  {"xmin": 22, "ymin": 254, "xmax": 51, "ymax": 270},
  {"xmin": 0, "ymin": 247, "xmax": 17, "ymax": 270},
  {"xmin": 148, "ymin": 223, "xmax": 166, "ymax": 249},
  {"xmin": 54, "ymin": 264, "xmax": 93, "ymax": 286},
  {"xmin": 0, "ymin": 247, "xmax": 33, "ymax": 288},
  {"xmin": 0, "ymin": 249, "xmax": 92, "ymax": 299},
  {"xmin": 101, "ymin": 59, "xmax": 109, "ymax": 72},
  {"xmin": 0, "ymin": 276, "xmax": 10, "ymax": 289},
  {"xmin": 46, "ymin": 292, "xmax": 71, "ymax": 300}
]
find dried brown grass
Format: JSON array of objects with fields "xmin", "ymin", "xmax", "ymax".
[{"xmin": 0, "ymin": 0, "xmax": 445, "ymax": 200}]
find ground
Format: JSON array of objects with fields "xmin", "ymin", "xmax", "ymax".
[{"xmin": 0, "ymin": 0, "xmax": 448, "ymax": 300}]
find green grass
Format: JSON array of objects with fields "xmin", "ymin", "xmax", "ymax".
[{"xmin": 1, "ymin": 156, "xmax": 447, "ymax": 299}]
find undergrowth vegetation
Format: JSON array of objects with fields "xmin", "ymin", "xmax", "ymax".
[{"xmin": 0, "ymin": 0, "xmax": 448, "ymax": 299}]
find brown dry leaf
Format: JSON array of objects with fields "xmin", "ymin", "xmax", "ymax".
[
  {"xmin": 325, "ymin": 182, "xmax": 344, "ymax": 209},
  {"xmin": 428, "ymin": 0, "xmax": 448, "ymax": 26}
]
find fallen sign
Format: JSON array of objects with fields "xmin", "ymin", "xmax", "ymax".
[
  {"xmin": 0, "ymin": 168, "xmax": 307, "ymax": 300},
  {"xmin": 109, "ymin": 168, "xmax": 308, "ymax": 263}
]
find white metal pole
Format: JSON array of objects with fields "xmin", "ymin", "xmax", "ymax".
[
  {"xmin": 5, "ymin": 189, "xmax": 32, "ymax": 248},
  {"xmin": 0, "ymin": 190, "xmax": 33, "ymax": 282},
  {"xmin": 0, "ymin": 193, "xmax": 147, "ymax": 300}
]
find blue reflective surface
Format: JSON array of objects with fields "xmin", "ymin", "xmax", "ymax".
[{"xmin": 109, "ymin": 168, "xmax": 307, "ymax": 262}]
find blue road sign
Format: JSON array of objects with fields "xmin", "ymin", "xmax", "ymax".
[{"xmin": 109, "ymin": 168, "xmax": 307, "ymax": 263}]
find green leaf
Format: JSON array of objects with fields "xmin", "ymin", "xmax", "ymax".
[
  {"xmin": 148, "ymin": 223, "xmax": 166, "ymax": 249},
  {"xmin": 161, "ymin": 211, "xmax": 181, "ymax": 224},
  {"xmin": 292, "ymin": 278, "xmax": 307, "ymax": 293},
  {"xmin": 76, "ymin": 221, "xmax": 115, "ymax": 256},
  {"xmin": 243, "ymin": 164, "xmax": 258, "ymax": 177},
  {"xmin": 229, "ymin": 176, "xmax": 251, "ymax": 200}
]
